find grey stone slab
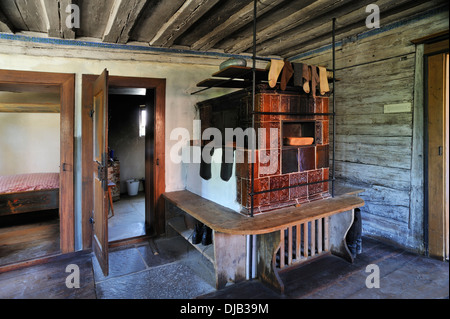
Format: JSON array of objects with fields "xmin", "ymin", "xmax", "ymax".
[
  {"xmin": 95, "ymin": 262, "xmax": 215, "ymax": 299},
  {"xmin": 92, "ymin": 247, "xmax": 147, "ymax": 282}
]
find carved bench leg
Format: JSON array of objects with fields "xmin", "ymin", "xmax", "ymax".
[
  {"xmin": 257, "ymin": 231, "xmax": 285, "ymax": 294},
  {"xmin": 329, "ymin": 209, "xmax": 355, "ymax": 263},
  {"xmin": 214, "ymin": 232, "xmax": 247, "ymax": 289}
]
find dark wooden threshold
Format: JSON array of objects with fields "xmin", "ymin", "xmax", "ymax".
[
  {"xmin": 108, "ymin": 234, "xmax": 153, "ymax": 249},
  {"xmin": 0, "ymin": 249, "xmax": 92, "ymax": 274}
]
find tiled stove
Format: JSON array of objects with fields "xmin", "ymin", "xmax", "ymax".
[{"xmin": 197, "ymin": 85, "xmax": 330, "ymax": 216}]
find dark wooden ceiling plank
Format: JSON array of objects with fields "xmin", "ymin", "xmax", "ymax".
[
  {"xmin": 283, "ymin": 0, "xmax": 449, "ymax": 59},
  {"xmin": 175, "ymin": 0, "xmax": 253, "ymax": 48},
  {"xmin": 75, "ymin": 0, "xmax": 115, "ymax": 39},
  {"xmin": 0, "ymin": 8, "xmax": 15, "ymax": 33},
  {"xmin": 129, "ymin": 0, "xmax": 186, "ymax": 42},
  {"xmin": 60, "ymin": 0, "xmax": 76, "ymax": 39},
  {"xmin": 189, "ymin": 0, "xmax": 285, "ymax": 51},
  {"xmin": 255, "ymin": 0, "xmax": 382, "ymax": 56},
  {"xmin": 278, "ymin": 0, "xmax": 418, "ymax": 56},
  {"xmin": 41, "ymin": 0, "xmax": 62, "ymax": 38},
  {"xmin": 217, "ymin": 0, "xmax": 332, "ymax": 54},
  {"xmin": 0, "ymin": 1, "xmax": 28, "ymax": 30},
  {"xmin": 149, "ymin": 0, "xmax": 221, "ymax": 47},
  {"xmin": 102, "ymin": 0, "xmax": 148, "ymax": 43},
  {"xmin": 14, "ymin": 0, "xmax": 47, "ymax": 32}
]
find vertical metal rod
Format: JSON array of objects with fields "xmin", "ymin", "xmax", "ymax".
[
  {"xmin": 251, "ymin": 0, "xmax": 257, "ymax": 218},
  {"xmin": 332, "ymin": 18, "xmax": 336, "ymax": 198},
  {"xmin": 248, "ymin": 0, "xmax": 257, "ymax": 281}
]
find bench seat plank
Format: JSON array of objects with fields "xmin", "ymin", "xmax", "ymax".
[{"xmin": 163, "ymin": 190, "xmax": 364, "ymax": 235}]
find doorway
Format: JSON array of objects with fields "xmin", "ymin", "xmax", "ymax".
[
  {"xmin": 0, "ymin": 70, "xmax": 75, "ymax": 269},
  {"xmin": 81, "ymin": 74, "xmax": 165, "ymax": 253},
  {"xmin": 107, "ymin": 88, "xmax": 155, "ymax": 242}
]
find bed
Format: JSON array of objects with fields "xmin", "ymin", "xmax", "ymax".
[{"xmin": 0, "ymin": 173, "xmax": 59, "ymax": 216}]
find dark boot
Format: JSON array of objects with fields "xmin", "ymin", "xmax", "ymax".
[
  {"xmin": 355, "ymin": 208, "xmax": 362, "ymax": 254},
  {"xmin": 192, "ymin": 222, "xmax": 203, "ymax": 245},
  {"xmin": 201, "ymin": 224, "xmax": 212, "ymax": 246}
]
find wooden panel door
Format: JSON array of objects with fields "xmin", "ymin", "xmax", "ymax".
[
  {"xmin": 92, "ymin": 69, "xmax": 109, "ymax": 275},
  {"xmin": 427, "ymin": 52, "xmax": 449, "ymax": 260}
]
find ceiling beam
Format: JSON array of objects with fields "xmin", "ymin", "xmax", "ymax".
[
  {"xmin": 13, "ymin": 0, "xmax": 47, "ymax": 32},
  {"xmin": 255, "ymin": 0, "xmax": 379, "ymax": 56},
  {"xmin": 40, "ymin": 0, "xmax": 75, "ymax": 39},
  {"xmin": 40, "ymin": 0, "xmax": 61, "ymax": 38},
  {"xmin": 0, "ymin": 8, "xmax": 14, "ymax": 33},
  {"xmin": 222, "ymin": 0, "xmax": 351, "ymax": 54},
  {"xmin": 102, "ymin": 0, "xmax": 148, "ymax": 44},
  {"xmin": 285, "ymin": 0, "xmax": 448, "ymax": 59},
  {"xmin": 190, "ymin": 0, "xmax": 285, "ymax": 51},
  {"xmin": 149, "ymin": 0, "xmax": 220, "ymax": 47}
]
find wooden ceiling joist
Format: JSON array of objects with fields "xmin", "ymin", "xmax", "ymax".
[
  {"xmin": 0, "ymin": 7, "xmax": 14, "ymax": 33},
  {"xmin": 0, "ymin": 0, "xmax": 447, "ymax": 59},
  {"xmin": 189, "ymin": 0, "xmax": 285, "ymax": 51},
  {"xmin": 149, "ymin": 0, "xmax": 221, "ymax": 47},
  {"xmin": 102, "ymin": 0, "xmax": 147, "ymax": 44}
]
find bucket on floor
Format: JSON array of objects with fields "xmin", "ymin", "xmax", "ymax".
[{"xmin": 126, "ymin": 179, "xmax": 140, "ymax": 196}]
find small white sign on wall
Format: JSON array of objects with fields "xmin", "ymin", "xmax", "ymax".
[{"xmin": 384, "ymin": 102, "xmax": 412, "ymax": 113}]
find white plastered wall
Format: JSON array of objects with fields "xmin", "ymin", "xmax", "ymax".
[{"xmin": 0, "ymin": 40, "xmax": 238, "ymax": 250}]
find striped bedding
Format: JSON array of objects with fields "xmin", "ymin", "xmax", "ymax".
[{"xmin": 0, "ymin": 173, "xmax": 59, "ymax": 195}]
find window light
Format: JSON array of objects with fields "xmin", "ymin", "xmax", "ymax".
[{"xmin": 139, "ymin": 106, "xmax": 146, "ymax": 137}]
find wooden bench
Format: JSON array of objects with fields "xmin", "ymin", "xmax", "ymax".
[{"xmin": 163, "ymin": 187, "xmax": 364, "ymax": 293}]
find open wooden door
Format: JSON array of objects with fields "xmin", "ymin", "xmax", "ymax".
[{"xmin": 92, "ymin": 69, "xmax": 109, "ymax": 275}]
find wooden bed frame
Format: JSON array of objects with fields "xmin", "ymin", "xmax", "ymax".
[{"xmin": 0, "ymin": 189, "xmax": 59, "ymax": 216}]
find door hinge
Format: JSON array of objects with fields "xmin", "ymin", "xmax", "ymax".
[
  {"xmin": 98, "ymin": 165, "xmax": 106, "ymax": 179},
  {"xmin": 89, "ymin": 216, "xmax": 95, "ymax": 224}
]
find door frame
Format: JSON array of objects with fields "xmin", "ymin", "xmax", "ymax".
[
  {"xmin": 423, "ymin": 39, "xmax": 449, "ymax": 260},
  {"xmin": 81, "ymin": 75, "xmax": 166, "ymax": 249},
  {"xmin": 0, "ymin": 69, "xmax": 75, "ymax": 254}
]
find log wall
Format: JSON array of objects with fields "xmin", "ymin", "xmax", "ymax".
[{"xmin": 293, "ymin": 10, "xmax": 448, "ymax": 250}]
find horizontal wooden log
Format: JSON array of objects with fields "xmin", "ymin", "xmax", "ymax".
[
  {"xmin": 334, "ymin": 161, "xmax": 411, "ymax": 191},
  {"xmin": 335, "ymin": 142, "xmax": 411, "ymax": 169}
]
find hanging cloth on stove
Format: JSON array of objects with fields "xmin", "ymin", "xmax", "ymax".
[
  {"xmin": 302, "ymin": 64, "xmax": 311, "ymax": 93},
  {"xmin": 199, "ymin": 146, "xmax": 214, "ymax": 180},
  {"xmin": 318, "ymin": 66, "xmax": 330, "ymax": 95},
  {"xmin": 220, "ymin": 147, "xmax": 234, "ymax": 182},
  {"xmin": 280, "ymin": 60, "xmax": 294, "ymax": 91},
  {"xmin": 310, "ymin": 65, "xmax": 320, "ymax": 97},
  {"xmin": 292, "ymin": 62, "xmax": 303, "ymax": 87}
]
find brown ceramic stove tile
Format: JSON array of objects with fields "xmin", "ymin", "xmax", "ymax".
[
  {"xmin": 282, "ymin": 148, "xmax": 299, "ymax": 174},
  {"xmin": 289, "ymin": 172, "xmax": 308, "ymax": 199},
  {"xmin": 316, "ymin": 144, "xmax": 329, "ymax": 169},
  {"xmin": 269, "ymin": 175, "xmax": 289, "ymax": 203},
  {"xmin": 299, "ymin": 147, "xmax": 316, "ymax": 172}
]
